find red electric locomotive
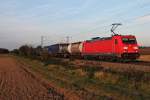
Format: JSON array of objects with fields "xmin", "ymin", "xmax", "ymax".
[
  {"xmin": 82, "ymin": 35, "xmax": 140, "ymax": 60},
  {"xmin": 81, "ymin": 23, "xmax": 140, "ymax": 60}
]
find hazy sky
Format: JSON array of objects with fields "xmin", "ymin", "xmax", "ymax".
[{"xmin": 0, "ymin": 0, "xmax": 150, "ymax": 50}]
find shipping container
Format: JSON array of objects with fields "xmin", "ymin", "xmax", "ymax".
[
  {"xmin": 46, "ymin": 43, "xmax": 69, "ymax": 54},
  {"xmin": 46, "ymin": 44, "xmax": 60, "ymax": 54}
]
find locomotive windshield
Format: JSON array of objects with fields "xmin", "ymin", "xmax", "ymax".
[{"xmin": 122, "ymin": 38, "xmax": 136, "ymax": 44}]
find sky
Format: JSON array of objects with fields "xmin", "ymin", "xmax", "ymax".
[{"xmin": 0, "ymin": 0, "xmax": 150, "ymax": 50}]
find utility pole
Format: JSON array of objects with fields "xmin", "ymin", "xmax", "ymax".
[
  {"xmin": 41, "ymin": 36, "xmax": 44, "ymax": 48},
  {"xmin": 66, "ymin": 36, "xmax": 70, "ymax": 43}
]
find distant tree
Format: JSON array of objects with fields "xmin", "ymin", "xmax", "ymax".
[
  {"xmin": 18, "ymin": 44, "xmax": 49, "ymax": 60},
  {"xmin": 19, "ymin": 45, "xmax": 34, "ymax": 57},
  {"xmin": 11, "ymin": 49, "xmax": 19, "ymax": 54},
  {"xmin": 0, "ymin": 48, "xmax": 9, "ymax": 54}
]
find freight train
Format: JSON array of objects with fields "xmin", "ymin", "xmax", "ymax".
[{"xmin": 45, "ymin": 24, "xmax": 140, "ymax": 60}]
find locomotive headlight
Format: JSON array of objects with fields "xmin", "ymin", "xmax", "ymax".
[
  {"xmin": 123, "ymin": 47, "xmax": 128, "ymax": 50},
  {"xmin": 133, "ymin": 46, "xmax": 138, "ymax": 50}
]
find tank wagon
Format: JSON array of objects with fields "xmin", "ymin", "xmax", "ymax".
[{"xmin": 68, "ymin": 42, "xmax": 83, "ymax": 56}]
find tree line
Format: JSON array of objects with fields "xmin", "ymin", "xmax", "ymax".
[
  {"xmin": 11, "ymin": 45, "xmax": 50, "ymax": 60},
  {"xmin": 0, "ymin": 48, "xmax": 9, "ymax": 54}
]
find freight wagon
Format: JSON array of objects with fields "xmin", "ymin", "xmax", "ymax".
[{"xmin": 46, "ymin": 43, "xmax": 69, "ymax": 57}]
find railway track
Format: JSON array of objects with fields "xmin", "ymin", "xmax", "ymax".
[
  {"xmin": 128, "ymin": 60, "xmax": 150, "ymax": 67},
  {"xmin": 49, "ymin": 57, "xmax": 150, "ymax": 73}
]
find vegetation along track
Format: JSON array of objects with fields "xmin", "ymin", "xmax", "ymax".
[
  {"xmin": 128, "ymin": 61, "xmax": 150, "ymax": 67},
  {"xmin": 10, "ymin": 55, "xmax": 150, "ymax": 100},
  {"xmin": 0, "ymin": 55, "xmax": 64, "ymax": 100},
  {"xmin": 50, "ymin": 57, "xmax": 150, "ymax": 73}
]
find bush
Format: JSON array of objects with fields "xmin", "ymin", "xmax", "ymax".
[{"xmin": 83, "ymin": 66, "xmax": 100, "ymax": 79}]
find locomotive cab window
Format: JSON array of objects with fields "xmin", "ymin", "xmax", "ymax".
[{"xmin": 122, "ymin": 38, "xmax": 136, "ymax": 44}]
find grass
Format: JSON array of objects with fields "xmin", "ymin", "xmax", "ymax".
[{"xmin": 14, "ymin": 55, "xmax": 150, "ymax": 100}]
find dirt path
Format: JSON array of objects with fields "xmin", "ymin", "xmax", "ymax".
[{"xmin": 0, "ymin": 56, "xmax": 64, "ymax": 100}]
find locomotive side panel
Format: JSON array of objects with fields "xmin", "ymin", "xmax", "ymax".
[{"xmin": 82, "ymin": 39, "xmax": 113, "ymax": 56}]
